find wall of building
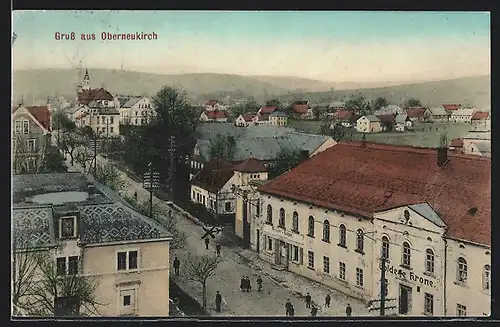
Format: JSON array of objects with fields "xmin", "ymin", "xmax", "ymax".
[
  {"xmin": 83, "ymin": 240, "xmax": 170, "ymax": 316},
  {"xmin": 129, "ymin": 98, "xmax": 154, "ymax": 126},
  {"xmin": 444, "ymin": 239, "xmax": 491, "ymax": 317}
]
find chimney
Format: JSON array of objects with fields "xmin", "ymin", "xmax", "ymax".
[
  {"xmin": 437, "ymin": 147, "xmax": 448, "ymax": 167},
  {"xmin": 299, "ymin": 149, "xmax": 309, "ymax": 161},
  {"xmin": 87, "ymin": 184, "xmax": 96, "ymax": 198}
]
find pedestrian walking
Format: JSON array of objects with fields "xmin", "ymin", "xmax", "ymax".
[
  {"xmin": 204, "ymin": 237, "xmax": 210, "ymax": 250},
  {"xmin": 325, "ymin": 294, "xmax": 331, "ymax": 308},
  {"xmin": 346, "ymin": 303, "xmax": 352, "ymax": 317},
  {"xmin": 305, "ymin": 292, "xmax": 312, "ymax": 308},
  {"xmin": 240, "ymin": 277, "xmax": 246, "ymax": 291},
  {"xmin": 285, "ymin": 299, "xmax": 292, "ymax": 316},
  {"xmin": 311, "ymin": 305, "xmax": 318, "ymax": 316},
  {"xmin": 133, "ymin": 191, "xmax": 138, "ymax": 201},
  {"xmin": 215, "ymin": 291, "xmax": 222, "ymax": 312},
  {"xmin": 216, "ymin": 242, "xmax": 221, "ymax": 256},
  {"xmin": 256, "ymin": 276, "xmax": 263, "ymax": 291},
  {"xmin": 246, "ymin": 276, "xmax": 252, "ymax": 292},
  {"xmin": 173, "ymin": 256, "xmax": 180, "ymax": 276},
  {"xmin": 289, "ymin": 304, "xmax": 295, "ymax": 316}
]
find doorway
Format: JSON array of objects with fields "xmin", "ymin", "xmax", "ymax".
[
  {"xmin": 256, "ymin": 229, "xmax": 260, "ymax": 254},
  {"xmin": 399, "ymin": 284, "xmax": 412, "ymax": 315}
]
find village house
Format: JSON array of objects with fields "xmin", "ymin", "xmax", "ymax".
[
  {"xmin": 450, "ymin": 108, "xmax": 476, "ymax": 124},
  {"xmin": 200, "ymin": 110, "xmax": 228, "ymax": 123},
  {"xmin": 376, "ymin": 114, "xmax": 396, "ymax": 132},
  {"xmin": 462, "ymin": 131, "xmax": 491, "ymax": 151},
  {"xmin": 405, "ymin": 107, "xmax": 426, "ymax": 123},
  {"xmin": 268, "ymin": 111, "xmax": 288, "ymax": 126},
  {"xmin": 12, "ymin": 102, "xmax": 52, "ymax": 173},
  {"xmin": 290, "ymin": 101, "xmax": 313, "ymax": 119},
  {"xmin": 331, "ymin": 110, "xmax": 359, "ymax": 128},
  {"xmin": 464, "ymin": 142, "xmax": 491, "ymax": 158},
  {"xmin": 257, "ymin": 105, "xmax": 278, "ymax": 116},
  {"xmin": 356, "ymin": 115, "xmax": 382, "ymax": 133},
  {"xmin": 75, "ymin": 104, "xmax": 120, "ymax": 137},
  {"xmin": 442, "ymin": 104, "xmax": 461, "ymax": 113},
  {"xmin": 395, "ymin": 114, "xmax": 412, "ymax": 132},
  {"xmin": 118, "ymin": 96, "xmax": 154, "ymax": 126},
  {"xmin": 374, "ymin": 105, "xmax": 404, "ymax": 116},
  {"xmin": 329, "ymin": 101, "xmax": 346, "ymax": 112},
  {"xmin": 12, "ymin": 173, "xmax": 172, "ymax": 317},
  {"xmin": 204, "ymin": 100, "xmax": 228, "ymax": 112},
  {"xmin": 424, "ymin": 107, "xmax": 450, "ymax": 123},
  {"xmin": 235, "ymin": 114, "xmax": 257, "ymax": 127},
  {"xmin": 449, "ymin": 138, "xmax": 464, "ymax": 153},
  {"xmin": 253, "ymin": 141, "xmax": 490, "ymax": 317},
  {"xmin": 471, "ymin": 111, "xmax": 490, "ymax": 131}
]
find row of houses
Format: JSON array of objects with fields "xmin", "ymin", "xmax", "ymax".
[{"xmin": 213, "ymin": 141, "xmax": 490, "ymax": 317}]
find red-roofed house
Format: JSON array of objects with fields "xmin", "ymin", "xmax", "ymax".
[
  {"xmin": 291, "ymin": 101, "xmax": 313, "ymax": 119},
  {"xmin": 405, "ymin": 107, "xmax": 426, "ymax": 122},
  {"xmin": 204, "ymin": 100, "xmax": 228, "ymax": 112},
  {"xmin": 235, "ymin": 113, "xmax": 257, "ymax": 127},
  {"xmin": 333, "ymin": 110, "xmax": 359, "ymax": 127},
  {"xmin": 200, "ymin": 110, "xmax": 228, "ymax": 123},
  {"xmin": 12, "ymin": 103, "xmax": 53, "ymax": 173},
  {"xmin": 471, "ymin": 111, "xmax": 489, "ymax": 121},
  {"xmin": 254, "ymin": 141, "xmax": 490, "ymax": 316},
  {"xmin": 449, "ymin": 138, "xmax": 464, "ymax": 153},
  {"xmin": 442, "ymin": 104, "xmax": 461, "ymax": 112},
  {"xmin": 257, "ymin": 106, "xmax": 278, "ymax": 115}
]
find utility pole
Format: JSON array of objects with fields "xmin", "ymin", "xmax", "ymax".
[
  {"xmin": 168, "ymin": 136, "xmax": 176, "ymax": 202},
  {"xmin": 369, "ymin": 257, "xmax": 396, "ymax": 316},
  {"xmin": 143, "ymin": 162, "xmax": 160, "ymax": 218},
  {"xmin": 231, "ymin": 185, "xmax": 254, "ymax": 250}
]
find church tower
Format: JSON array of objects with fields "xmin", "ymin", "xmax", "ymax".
[{"xmin": 83, "ymin": 68, "xmax": 91, "ymax": 90}]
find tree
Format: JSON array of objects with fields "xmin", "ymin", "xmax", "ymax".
[
  {"xmin": 269, "ymin": 147, "xmax": 308, "ymax": 178},
  {"xmin": 265, "ymin": 99, "xmax": 281, "ymax": 108},
  {"xmin": 372, "ymin": 97, "xmax": 389, "ymax": 111},
  {"xmin": 52, "ymin": 110, "xmax": 76, "ymax": 133},
  {"xmin": 40, "ymin": 145, "xmax": 67, "ymax": 173},
  {"xmin": 95, "ymin": 162, "xmax": 126, "ymax": 192},
  {"xmin": 59, "ymin": 132, "xmax": 83, "ymax": 166},
  {"xmin": 74, "ymin": 146, "xmax": 95, "ymax": 174},
  {"xmin": 330, "ymin": 122, "xmax": 347, "ymax": 141},
  {"xmin": 186, "ymin": 254, "xmax": 223, "ymax": 309},
  {"xmin": 208, "ymin": 133, "xmax": 237, "ymax": 161},
  {"xmin": 345, "ymin": 95, "xmax": 373, "ymax": 116},
  {"xmin": 312, "ymin": 106, "xmax": 322, "ymax": 120},
  {"xmin": 404, "ymin": 98, "xmax": 422, "ymax": 107}
]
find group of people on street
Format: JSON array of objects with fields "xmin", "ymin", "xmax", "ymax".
[
  {"xmin": 240, "ymin": 276, "xmax": 252, "ymax": 292},
  {"xmin": 285, "ymin": 293, "xmax": 353, "ymax": 317},
  {"xmin": 204, "ymin": 237, "xmax": 222, "ymax": 256}
]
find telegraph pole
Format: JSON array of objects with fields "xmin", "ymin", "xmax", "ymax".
[
  {"xmin": 242, "ymin": 190, "xmax": 250, "ymax": 249},
  {"xmin": 168, "ymin": 136, "xmax": 176, "ymax": 202},
  {"xmin": 369, "ymin": 257, "xmax": 396, "ymax": 316},
  {"xmin": 143, "ymin": 162, "xmax": 160, "ymax": 218}
]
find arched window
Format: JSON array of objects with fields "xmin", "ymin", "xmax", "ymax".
[
  {"xmin": 266, "ymin": 205, "xmax": 272, "ymax": 224},
  {"xmin": 356, "ymin": 229, "xmax": 364, "ymax": 252},
  {"xmin": 483, "ymin": 265, "xmax": 491, "ymax": 291},
  {"xmin": 307, "ymin": 216, "xmax": 315, "ymax": 237},
  {"xmin": 323, "ymin": 220, "xmax": 330, "ymax": 242},
  {"xmin": 381, "ymin": 236, "xmax": 390, "ymax": 259},
  {"xmin": 457, "ymin": 257, "xmax": 467, "ymax": 283},
  {"xmin": 425, "ymin": 249, "xmax": 435, "ymax": 273},
  {"xmin": 279, "ymin": 208, "xmax": 285, "ymax": 228},
  {"xmin": 339, "ymin": 224, "xmax": 346, "ymax": 247},
  {"xmin": 292, "ymin": 211, "xmax": 299, "ymax": 233},
  {"xmin": 402, "ymin": 242, "xmax": 411, "ymax": 267}
]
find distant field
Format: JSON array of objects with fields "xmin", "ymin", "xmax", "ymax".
[{"xmin": 289, "ymin": 120, "xmax": 472, "ymax": 148}]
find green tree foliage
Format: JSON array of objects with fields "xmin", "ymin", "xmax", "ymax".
[
  {"xmin": 269, "ymin": 147, "xmax": 308, "ymax": 178},
  {"xmin": 208, "ymin": 133, "xmax": 237, "ymax": 161},
  {"xmin": 230, "ymin": 99, "xmax": 260, "ymax": 118},
  {"xmin": 59, "ymin": 132, "xmax": 84, "ymax": 166},
  {"xmin": 372, "ymin": 97, "xmax": 389, "ymax": 111},
  {"xmin": 404, "ymin": 98, "xmax": 422, "ymax": 107},
  {"xmin": 40, "ymin": 145, "xmax": 67, "ymax": 173},
  {"xmin": 345, "ymin": 95, "xmax": 373, "ymax": 116},
  {"xmin": 265, "ymin": 98, "xmax": 281, "ymax": 108},
  {"xmin": 312, "ymin": 106, "xmax": 322, "ymax": 120},
  {"xmin": 52, "ymin": 110, "xmax": 76, "ymax": 133},
  {"xmin": 95, "ymin": 162, "xmax": 126, "ymax": 192}
]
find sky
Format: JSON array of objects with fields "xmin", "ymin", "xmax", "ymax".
[{"xmin": 12, "ymin": 11, "xmax": 490, "ymax": 83}]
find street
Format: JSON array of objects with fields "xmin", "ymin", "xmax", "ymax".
[{"xmin": 65, "ymin": 154, "xmax": 375, "ymax": 317}]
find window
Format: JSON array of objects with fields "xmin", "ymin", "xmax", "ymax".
[
  {"xmin": 68, "ymin": 256, "xmax": 79, "ymax": 275},
  {"xmin": 101, "ymin": 117, "xmax": 105, "ymax": 124},
  {"xmin": 323, "ymin": 220, "xmax": 330, "ymax": 242},
  {"xmin": 402, "ymin": 242, "xmax": 411, "ymax": 267},
  {"xmin": 225, "ymin": 201, "xmax": 231, "ymax": 212},
  {"xmin": 424, "ymin": 293, "xmax": 434, "ymax": 315},
  {"xmin": 57, "ymin": 257, "xmax": 66, "ymax": 276},
  {"xmin": 381, "ymin": 236, "xmax": 390, "ymax": 259},
  {"xmin": 308, "ymin": 251, "xmax": 314, "ymax": 268},
  {"xmin": 60, "ymin": 217, "xmax": 77, "ymax": 238},
  {"xmin": 110, "ymin": 127, "xmax": 114, "ymax": 133},
  {"xmin": 27, "ymin": 138, "xmax": 36, "ymax": 151},
  {"xmin": 483, "ymin": 265, "xmax": 491, "ymax": 291},
  {"xmin": 15, "ymin": 120, "xmax": 23, "ymax": 134},
  {"xmin": 338, "ymin": 224, "xmax": 346, "ymax": 247},
  {"xmin": 425, "ymin": 249, "xmax": 435, "ymax": 273},
  {"xmin": 119, "ymin": 289, "xmax": 137, "ymax": 315},
  {"xmin": 279, "ymin": 208, "xmax": 285, "ymax": 228},
  {"xmin": 307, "ymin": 216, "xmax": 315, "ymax": 237},
  {"xmin": 18, "ymin": 120, "xmax": 30, "ymax": 134},
  {"xmin": 356, "ymin": 268, "xmax": 364, "ymax": 287},
  {"xmin": 192, "ymin": 191, "xmax": 195, "ymax": 200},
  {"xmin": 323, "ymin": 256, "xmax": 330, "ymax": 274},
  {"xmin": 266, "ymin": 205, "xmax": 273, "ymax": 224},
  {"xmin": 339, "ymin": 262, "xmax": 346, "ymax": 280},
  {"xmin": 292, "ymin": 245, "xmax": 299, "ymax": 262},
  {"xmin": 110, "ymin": 117, "xmax": 114, "ymax": 124},
  {"xmin": 267, "ymin": 237, "xmax": 273, "ymax": 251},
  {"xmin": 457, "ymin": 304, "xmax": 467, "ymax": 316},
  {"xmin": 356, "ymin": 229, "xmax": 364, "ymax": 252},
  {"xmin": 457, "ymin": 257, "xmax": 467, "ymax": 283},
  {"xmin": 123, "ymin": 295, "xmax": 131, "ymax": 306},
  {"xmin": 117, "ymin": 250, "xmax": 139, "ymax": 271},
  {"xmin": 54, "ymin": 296, "xmax": 80, "ymax": 316},
  {"xmin": 292, "ymin": 211, "xmax": 299, "ymax": 232}
]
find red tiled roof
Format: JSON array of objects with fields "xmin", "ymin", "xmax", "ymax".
[
  {"xmin": 442, "ymin": 104, "xmax": 461, "ymax": 111},
  {"xmin": 191, "ymin": 159, "xmax": 241, "ymax": 193},
  {"xmin": 206, "ymin": 100, "xmax": 219, "ymax": 106},
  {"xmin": 450, "ymin": 138, "xmax": 464, "ymax": 148},
  {"xmin": 376, "ymin": 114, "xmax": 396, "ymax": 124},
  {"xmin": 292, "ymin": 104, "xmax": 308, "ymax": 114},
  {"xmin": 334, "ymin": 110, "xmax": 354, "ymax": 120},
  {"xmin": 258, "ymin": 141, "xmax": 491, "ymax": 246},
  {"xmin": 471, "ymin": 111, "xmax": 489, "ymax": 120},
  {"xmin": 259, "ymin": 106, "xmax": 278, "ymax": 114},
  {"xmin": 205, "ymin": 110, "xmax": 227, "ymax": 119},
  {"xmin": 405, "ymin": 107, "xmax": 426, "ymax": 118},
  {"xmin": 26, "ymin": 106, "xmax": 51, "ymax": 131},
  {"xmin": 242, "ymin": 114, "xmax": 255, "ymax": 122},
  {"xmin": 234, "ymin": 158, "xmax": 267, "ymax": 173},
  {"xmin": 77, "ymin": 88, "xmax": 114, "ymax": 105}
]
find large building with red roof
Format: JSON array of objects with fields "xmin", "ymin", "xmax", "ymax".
[{"xmin": 254, "ymin": 141, "xmax": 490, "ymax": 316}]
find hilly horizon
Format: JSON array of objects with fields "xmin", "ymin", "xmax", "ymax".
[{"xmin": 12, "ymin": 68, "xmax": 490, "ymax": 108}]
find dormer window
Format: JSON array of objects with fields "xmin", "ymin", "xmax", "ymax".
[{"xmin": 60, "ymin": 216, "xmax": 77, "ymax": 238}]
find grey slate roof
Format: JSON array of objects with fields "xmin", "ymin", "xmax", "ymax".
[
  {"xmin": 408, "ymin": 203, "xmax": 447, "ymax": 228},
  {"xmin": 269, "ymin": 111, "xmax": 288, "ymax": 117},
  {"xmin": 121, "ymin": 96, "xmax": 142, "ymax": 108},
  {"xmin": 464, "ymin": 132, "xmax": 491, "ymax": 140},
  {"xmin": 13, "ymin": 207, "xmax": 57, "ymax": 248},
  {"xmin": 374, "ymin": 105, "xmax": 404, "ymax": 116},
  {"xmin": 395, "ymin": 114, "xmax": 409, "ymax": 124},
  {"xmin": 427, "ymin": 107, "xmax": 449, "ymax": 116},
  {"xmin": 362, "ymin": 115, "xmax": 380, "ymax": 122},
  {"xmin": 472, "ymin": 142, "xmax": 491, "ymax": 155}
]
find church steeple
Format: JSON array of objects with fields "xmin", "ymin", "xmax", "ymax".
[{"xmin": 83, "ymin": 68, "xmax": 91, "ymax": 89}]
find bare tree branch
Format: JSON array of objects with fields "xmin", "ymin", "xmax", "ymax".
[{"xmin": 185, "ymin": 254, "xmax": 223, "ymax": 309}]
